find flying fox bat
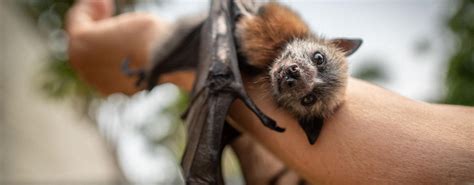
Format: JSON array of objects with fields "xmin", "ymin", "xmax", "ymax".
[
  {"xmin": 133, "ymin": 0, "xmax": 284, "ymax": 184},
  {"xmin": 130, "ymin": 0, "xmax": 361, "ymax": 184},
  {"xmin": 235, "ymin": 2, "xmax": 362, "ymax": 144}
]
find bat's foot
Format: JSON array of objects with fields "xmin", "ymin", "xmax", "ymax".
[{"xmin": 121, "ymin": 58, "xmax": 146, "ymax": 87}]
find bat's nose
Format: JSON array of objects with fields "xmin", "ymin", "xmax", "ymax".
[
  {"xmin": 285, "ymin": 65, "xmax": 300, "ymax": 79},
  {"xmin": 283, "ymin": 65, "xmax": 300, "ymax": 88}
]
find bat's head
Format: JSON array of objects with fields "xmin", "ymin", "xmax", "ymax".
[{"xmin": 269, "ymin": 37, "xmax": 362, "ymax": 117}]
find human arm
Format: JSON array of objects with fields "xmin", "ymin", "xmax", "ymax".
[
  {"xmin": 66, "ymin": 1, "xmax": 474, "ymax": 184},
  {"xmin": 229, "ymin": 77, "xmax": 474, "ymax": 184}
]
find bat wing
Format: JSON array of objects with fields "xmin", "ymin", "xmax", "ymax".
[
  {"xmin": 181, "ymin": 0, "xmax": 284, "ymax": 184},
  {"xmin": 144, "ymin": 18, "xmax": 204, "ymax": 90},
  {"xmin": 139, "ymin": 0, "xmax": 285, "ymax": 184}
]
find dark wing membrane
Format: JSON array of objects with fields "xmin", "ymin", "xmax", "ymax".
[
  {"xmin": 160, "ymin": 0, "xmax": 286, "ymax": 184},
  {"xmin": 182, "ymin": 0, "xmax": 285, "ymax": 183},
  {"xmin": 145, "ymin": 20, "xmax": 204, "ymax": 90},
  {"xmin": 180, "ymin": 1, "xmax": 234, "ymax": 183},
  {"xmin": 181, "ymin": 89, "xmax": 235, "ymax": 185}
]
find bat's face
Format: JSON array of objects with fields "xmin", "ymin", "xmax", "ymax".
[{"xmin": 269, "ymin": 38, "xmax": 349, "ymax": 117}]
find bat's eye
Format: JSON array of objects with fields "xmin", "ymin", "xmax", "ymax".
[
  {"xmin": 301, "ymin": 94, "xmax": 316, "ymax": 106},
  {"xmin": 312, "ymin": 52, "xmax": 326, "ymax": 66}
]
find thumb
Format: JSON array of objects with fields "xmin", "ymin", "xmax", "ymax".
[
  {"xmin": 67, "ymin": 0, "xmax": 115, "ymax": 34},
  {"xmin": 82, "ymin": 0, "xmax": 114, "ymax": 21}
]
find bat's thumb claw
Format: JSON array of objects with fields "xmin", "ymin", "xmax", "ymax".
[
  {"xmin": 262, "ymin": 117, "xmax": 285, "ymax": 132},
  {"xmin": 273, "ymin": 126, "xmax": 286, "ymax": 132}
]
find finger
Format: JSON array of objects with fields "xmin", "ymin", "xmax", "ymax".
[
  {"xmin": 80, "ymin": 0, "xmax": 114, "ymax": 21},
  {"xmin": 67, "ymin": 0, "xmax": 114, "ymax": 34}
]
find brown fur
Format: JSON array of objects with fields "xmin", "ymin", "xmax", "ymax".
[
  {"xmin": 236, "ymin": 3, "xmax": 311, "ymax": 69},
  {"xmin": 236, "ymin": 2, "xmax": 354, "ymax": 120}
]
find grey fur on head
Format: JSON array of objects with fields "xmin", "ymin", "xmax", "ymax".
[{"xmin": 269, "ymin": 37, "xmax": 350, "ymax": 119}]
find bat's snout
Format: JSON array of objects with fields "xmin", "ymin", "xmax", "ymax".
[
  {"xmin": 281, "ymin": 64, "xmax": 301, "ymax": 88},
  {"xmin": 271, "ymin": 61, "xmax": 315, "ymax": 97}
]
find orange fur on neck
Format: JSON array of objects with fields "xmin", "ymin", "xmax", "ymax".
[{"xmin": 236, "ymin": 3, "xmax": 311, "ymax": 68}]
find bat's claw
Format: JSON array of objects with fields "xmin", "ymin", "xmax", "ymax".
[
  {"xmin": 271, "ymin": 125, "xmax": 286, "ymax": 132},
  {"xmin": 121, "ymin": 58, "xmax": 146, "ymax": 87},
  {"xmin": 260, "ymin": 116, "xmax": 285, "ymax": 132},
  {"xmin": 230, "ymin": 83, "xmax": 285, "ymax": 133}
]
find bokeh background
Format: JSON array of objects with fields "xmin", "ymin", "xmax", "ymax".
[{"xmin": 0, "ymin": 0, "xmax": 473, "ymax": 184}]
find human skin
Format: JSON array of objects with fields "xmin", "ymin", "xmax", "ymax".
[
  {"xmin": 67, "ymin": 0, "xmax": 194, "ymax": 95},
  {"xmin": 67, "ymin": 1, "xmax": 474, "ymax": 184},
  {"xmin": 67, "ymin": 2, "xmax": 301, "ymax": 184},
  {"xmin": 229, "ymin": 134, "xmax": 304, "ymax": 184},
  {"xmin": 229, "ymin": 76, "xmax": 474, "ymax": 184}
]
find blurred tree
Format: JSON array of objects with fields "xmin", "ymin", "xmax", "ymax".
[
  {"xmin": 444, "ymin": 0, "xmax": 474, "ymax": 105},
  {"xmin": 352, "ymin": 58, "xmax": 390, "ymax": 85}
]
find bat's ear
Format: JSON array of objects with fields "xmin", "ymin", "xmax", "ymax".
[
  {"xmin": 298, "ymin": 116, "xmax": 324, "ymax": 145},
  {"xmin": 330, "ymin": 38, "xmax": 363, "ymax": 56}
]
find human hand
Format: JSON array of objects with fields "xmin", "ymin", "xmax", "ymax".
[{"xmin": 67, "ymin": 0, "xmax": 168, "ymax": 95}]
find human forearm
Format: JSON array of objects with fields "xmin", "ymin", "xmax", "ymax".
[{"xmin": 229, "ymin": 77, "xmax": 474, "ymax": 184}]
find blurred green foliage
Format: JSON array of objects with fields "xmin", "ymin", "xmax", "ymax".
[
  {"xmin": 17, "ymin": 0, "xmax": 96, "ymax": 102},
  {"xmin": 40, "ymin": 58, "xmax": 95, "ymax": 100},
  {"xmin": 157, "ymin": 89, "xmax": 189, "ymax": 156},
  {"xmin": 444, "ymin": 0, "xmax": 474, "ymax": 105},
  {"xmin": 19, "ymin": 0, "xmax": 74, "ymax": 23},
  {"xmin": 352, "ymin": 59, "xmax": 390, "ymax": 84}
]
